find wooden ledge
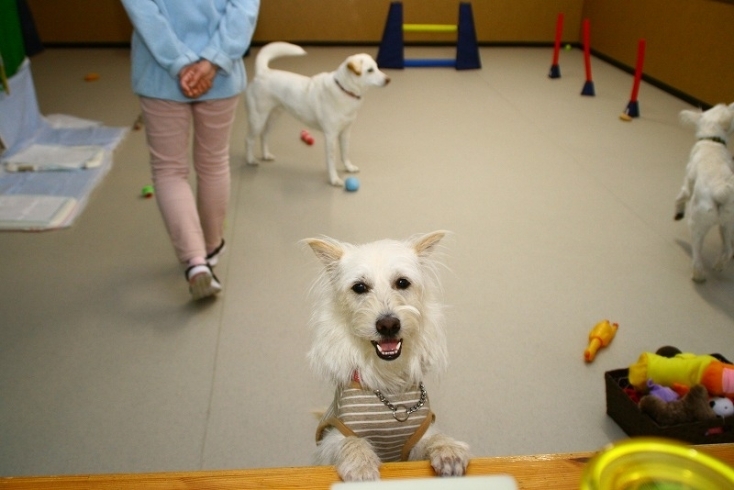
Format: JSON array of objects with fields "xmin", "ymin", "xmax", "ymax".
[{"xmin": 2, "ymin": 443, "xmax": 733, "ymax": 490}]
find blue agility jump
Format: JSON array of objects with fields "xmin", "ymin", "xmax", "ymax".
[
  {"xmin": 404, "ymin": 59, "xmax": 457, "ymax": 68},
  {"xmin": 376, "ymin": 2, "xmax": 481, "ymax": 70}
]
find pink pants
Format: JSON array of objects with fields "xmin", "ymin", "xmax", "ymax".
[{"xmin": 139, "ymin": 96, "xmax": 239, "ymax": 264}]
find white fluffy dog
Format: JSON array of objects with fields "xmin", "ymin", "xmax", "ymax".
[
  {"xmin": 303, "ymin": 231, "xmax": 470, "ymax": 481},
  {"xmin": 674, "ymin": 103, "xmax": 734, "ymax": 282},
  {"xmin": 245, "ymin": 42, "xmax": 390, "ymax": 186}
]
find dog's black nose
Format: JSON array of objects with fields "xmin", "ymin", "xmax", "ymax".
[{"xmin": 376, "ymin": 316, "xmax": 400, "ymax": 337}]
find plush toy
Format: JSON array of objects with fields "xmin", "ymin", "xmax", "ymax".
[
  {"xmin": 711, "ymin": 397, "xmax": 734, "ymax": 417},
  {"xmin": 629, "ymin": 352, "xmax": 734, "ymax": 397},
  {"xmin": 647, "ymin": 380, "xmax": 679, "ymax": 402},
  {"xmin": 639, "ymin": 384, "xmax": 717, "ymax": 425}
]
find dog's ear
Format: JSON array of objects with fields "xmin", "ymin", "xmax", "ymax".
[
  {"xmin": 304, "ymin": 237, "xmax": 344, "ymax": 265},
  {"xmin": 679, "ymin": 109, "xmax": 702, "ymax": 127},
  {"xmin": 411, "ymin": 230, "xmax": 448, "ymax": 258},
  {"xmin": 347, "ymin": 58, "xmax": 362, "ymax": 76}
]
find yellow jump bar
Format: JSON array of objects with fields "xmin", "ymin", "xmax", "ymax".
[{"xmin": 403, "ymin": 24, "xmax": 457, "ymax": 33}]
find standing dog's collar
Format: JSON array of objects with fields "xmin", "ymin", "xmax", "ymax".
[
  {"xmin": 334, "ymin": 77, "xmax": 361, "ymax": 100},
  {"xmin": 700, "ymin": 136, "xmax": 727, "ymax": 145}
]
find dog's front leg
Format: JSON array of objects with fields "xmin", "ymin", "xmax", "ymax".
[
  {"xmin": 409, "ymin": 426, "xmax": 470, "ymax": 477},
  {"xmin": 339, "ymin": 128, "xmax": 359, "ymax": 174},
  {"xmin": 325, "ymin": 132, "xmax": 345, "ymax": 186},
  {"xmin": 315, "ymin": 430, "xmax": 381, "ymax": 481}
]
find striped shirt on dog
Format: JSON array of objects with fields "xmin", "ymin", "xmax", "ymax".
[{"xmin": 316, "ymin": 382, "xmax": 435, "ymax": 462}]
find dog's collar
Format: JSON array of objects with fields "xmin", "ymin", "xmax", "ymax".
[
  {"xmin": 334, "ymin": 77, "xmax": 361, "ymax": 100},
  {"xmin": 699, "ymin": 136, "xmax": 727, "ymax": 145}
]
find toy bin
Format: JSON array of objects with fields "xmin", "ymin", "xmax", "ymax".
[{"xmin": 605, "ymin": 354, "xmax": 734, "ymax": 445}]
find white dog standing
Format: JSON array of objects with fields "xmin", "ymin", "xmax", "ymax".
[
  {"xmin": 303, "ymin": 231, "xmax": 470, "ymax": 481},
  {"xmin": 674, "ymin": 103, "xmax": 734, "ymax": 282},
  {"xmin": 245, "ymin": 42, "xmax": 390, "ymax": 186}
]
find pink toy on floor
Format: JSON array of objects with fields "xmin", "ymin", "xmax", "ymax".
[{"xmin": 300, "ymin": 129, "xmax": 314, "ymax": 145}]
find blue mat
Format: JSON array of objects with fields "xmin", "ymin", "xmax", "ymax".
[{"xmin": 0, "ymin": 59, "xmax": 127, "ymax": 230}]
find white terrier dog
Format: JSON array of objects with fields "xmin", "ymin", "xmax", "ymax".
[
  {"xmin": 303, "ymin": 231, "xmax": 470, "ymax": 481},
  {"xmin": 674, "ymin": 103, "xmax": 734, "ymax": 282},
  {"xmin": 245, "ymin": 42, "xmax": 390, "ymax": 186}
]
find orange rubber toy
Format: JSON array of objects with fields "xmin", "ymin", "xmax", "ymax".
[{"xmin": 584, "ymin": 320, "xmax": 618, "ymax": 362}]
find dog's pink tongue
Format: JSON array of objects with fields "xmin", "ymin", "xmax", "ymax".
[{"xmin": 379, "ymin": 339, "xmax": 400, "ymax": 352}]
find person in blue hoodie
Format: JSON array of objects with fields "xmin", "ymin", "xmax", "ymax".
[{"xmin": 121, "ymin": 0, "xmax": 259, "ymax": 300}]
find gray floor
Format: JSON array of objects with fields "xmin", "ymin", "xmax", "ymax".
[{"xmin": 2, "ymin": 45, "xmax": 734, "ymax": 478}]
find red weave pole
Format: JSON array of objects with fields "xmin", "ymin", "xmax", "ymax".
[
  {"xmin": 552, "ymin": 13, "xmax": 564, "ymax": 65},
  {"xmin": 582, "ymin": 19, "xmax": 592, "ymax": 82},
  {"xmin": 629, "ymin": 39, "xmax": 646, "ymax": 102}
]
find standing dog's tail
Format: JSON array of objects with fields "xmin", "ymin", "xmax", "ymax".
[{"xmin": 255, "ymin": 42, "xmax": 307, "ymax": 76}]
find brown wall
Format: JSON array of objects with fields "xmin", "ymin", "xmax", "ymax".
[
  {"xmin": 252, "ymin": 0, "xmax": 583, "ymax": 44},
  {"xmin": 583, "ymin": 0, "xmax": 734, "ymax": 106},
  {"xmin": 23, "ymin": 0, "xmax": 734, "ymax": 105},
  {"xmin": 24, "ymin": 0, "xmax": 132, "ymax": 45},
  {"xmin": 24, "ymin": 0, "xmax": 583, "ymax": 44}
]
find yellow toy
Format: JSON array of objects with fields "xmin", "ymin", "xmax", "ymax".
[
  {"xmin": 584, "ymin": 320, "xmax": 618, "ymax": 362},
  {"xmin": 629, "ymin": 352, "xmax": 734, "ymax": 397}
]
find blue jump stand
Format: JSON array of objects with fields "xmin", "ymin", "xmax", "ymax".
[
  {"xmin": 376, "ymin": 2, "xmax": 481, "ymax": 70},
  {"xmin": 376, "ymin": 2, "xmax": 404, "ymax": 69},
  {"xmin": 455, "ymin": 3, "xmax": 481, "ymax": 70},
  {"xmin": 623, "ymin": 100, "xmax": 640, "ymax": 118},
  {"xmin": 581, "ymin": 80, "xmax": 595, "ymax": 96}
]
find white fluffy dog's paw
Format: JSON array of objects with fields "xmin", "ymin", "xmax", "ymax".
[
  {"xmin": 336, "ymin": 437, "xmax": 381, "ymax": 481},
  {"xmin": 262, "ymin": 151, "xmax": 275, "ymax": 161},
  {"xmin": 330, "ymin": 176, "xmax": 345, "ymax": 187},
  {"xmin": 425, "ymin": 435, "xmax": 470, "ymax": 477}
]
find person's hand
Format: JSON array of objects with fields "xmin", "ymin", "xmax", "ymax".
[{"xmin": 179, "ymin": 60, "xmax": 217, "ymax": 98}]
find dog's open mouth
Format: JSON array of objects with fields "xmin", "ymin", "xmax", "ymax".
[{"xmin": 371, "ymin": 338, "xmax": 403, "ymax": 361}]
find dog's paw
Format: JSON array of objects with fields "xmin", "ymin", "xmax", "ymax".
[
  {"xmin": 425, "ymin": 435, "xmax": 470, "ymax": 477},
  {"xmin": 262, "ymin": 151, "xmax": 275, "ymax": 161},
  {"xmin": 330, "ymin": 177, "xmax": 345, "ymax": 187},
  {"xmin": 245, "ymin": 150, "xmax": 259, "ymax": 166},
  {"xmin": 344, "ymin": 161, "xmax": 360, "ymax": 173},
  {"xmin": 692, "ymin": 270, "xmax": 707, "ymax": 283},
  {"xmin": 336, "ymin": 437, "xmax": 381, "ymax": 481},
  {"xmin": 714, "ymin": 255, "xmax": 730, "ymax": 272}
]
